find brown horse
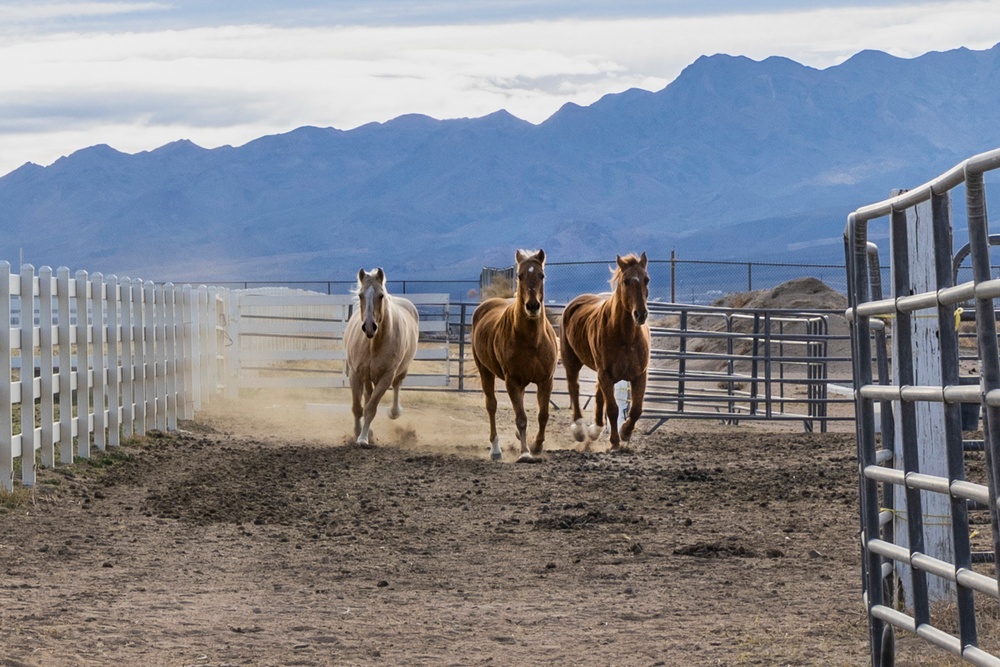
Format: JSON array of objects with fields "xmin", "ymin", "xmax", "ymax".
[
  {"xmin": 471, "ymin": 249, "xmax": 558, "ymax": 462},
  {"xmin": 560, "ymin": 252, "xmax": 651, "ymax": 449},
  {"xmin": 344, "ymin": 268, "xmax": 420, "ymax": 447}
]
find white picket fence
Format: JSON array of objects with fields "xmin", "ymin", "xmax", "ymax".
[
  {"xmin": 1, "ymin": 271, "xmax": 452, "ymax": 491},
  {"xmin": 0, "ymin": 263, "xmax": 229, "ymax": 492}
]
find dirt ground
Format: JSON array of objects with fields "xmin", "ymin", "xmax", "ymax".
[{"xmin": 0, "ymin": 388, "xmax": 964, "ymax": 666}]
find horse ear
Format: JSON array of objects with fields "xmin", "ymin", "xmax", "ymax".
[
  {"xmin": 357, "ymin": 268, "xmax": 366, "ymax": 283},
  {"xmin": 515, "ymin": 249, "xmax": 527, "ymax": 264},
  {"xmin": 375, "ymin": 267, "xmax": 385, "ymax": 284},
  {"xmin": 639, "ymin": 251, "xmax": 648, "ymax": 267},
  {"xmin": 616, "ymin": 255, "xmax": 627, "ymax": 270},
  {"xmin": 536, "ymin": 248, "xmax": 545, "ymax": 264}
]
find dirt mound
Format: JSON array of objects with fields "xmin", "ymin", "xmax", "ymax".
[{"xmin": 711, "ymin": 276, "xmax": 847, "ymax": 311}]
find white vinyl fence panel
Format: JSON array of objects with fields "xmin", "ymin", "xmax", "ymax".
[
  {"xmin": 0, "ymin": 263, "xmax": 229, "ymax": 492},
  {"xmin": 228, "ymin": 289, "xmax": 451, "ymax": 393}
]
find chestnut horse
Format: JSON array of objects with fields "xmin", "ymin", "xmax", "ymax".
[
  {"xmin": 344, "ymin": 268, "xmax": 420, "ymax": 447},
  {"xmin": 471, "ymin": 249, "xmax": 558, "ymax": 462},
  {"xmin": 560, "ymin": 252, "xmax": 651, "ymax": 449}
]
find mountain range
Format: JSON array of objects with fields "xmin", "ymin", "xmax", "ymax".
[{"xmin": 2, "ymin": 42, "xmax": 1000, "ymax": 284}]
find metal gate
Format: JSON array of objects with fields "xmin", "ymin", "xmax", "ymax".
[{"xmin": 846, "ymin": 147, "xmax": 1000, "ymax": 665}]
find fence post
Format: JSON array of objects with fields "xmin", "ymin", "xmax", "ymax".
[
  {"xmin": 119, "ymin": 277, "xmax": 135, "ymax": 439},
  {"xmin": 670, "ymin": 249, "xmax": 676, "ymax": 303},
  {"xmin": 38, "ymin": 266, "xmax": 55, "ymax": 468},
  {"xmin": 56, "ymin": 268, "xmax": 73, "ymax": 464},
  {"xmin": 458, "ymin": 303, "xmax": 467, "ymax": 391},
  {"xmin": 106, "ymin": 275, "xmax": 120, "ymax": 448},
  {"xmin": 91, "ymin": 273, "xmax": 106, "ymax": 452},
  {"xmin": 131, "ymin": 278, "xmax": 146, "ymax": 436},
  {"xmin": 0, "ymin": 263, "xmax": 12, "ymax": 491},
  {"xmin": 19, "ymin": 264, "xmax": 36, "ymax": 486},
  {"xmin": 164, "ymin": 284, "xmax": 178, "ymax": 431},
  {"xmin": 890, "ymin": 194, "xmax": 950, "ymax": 612},
  {"xmin": 74, "ymin": 270, "xmax": 91, "ymax": 459},
  {"xmin": 143, "ymin": 281, "xmax": 157, "ymax": 431}
]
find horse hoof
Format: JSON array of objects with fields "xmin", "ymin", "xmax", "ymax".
[
  {"xmin": 586, "ymin": 423, "xmax": 602, "ymax": 440},
  {"xmin": 570, "ymin": 420, "xmax": 587, "ymax": 442},
  {"xmin": 516, "ymin": 452, "xmax": 542, "ymax": 464},
  {"xmin": 490, "ymin": 450, "xmax": 503, "ymax": 462},
  {"xmin": 389, "ymin": 407, "xmax": 401, "ymax": 419}
]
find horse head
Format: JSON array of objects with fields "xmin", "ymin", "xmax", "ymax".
[
  {"xmin": 615, "ymin": 251, "xmax": 650, "ymax": 325},
  {"xmin": 514, "ymin": 249, "xmax": 547, "ymax": 319},
  {"xmin": 356, "ymin": 267, "xmax": 387, "ymax": 338}
]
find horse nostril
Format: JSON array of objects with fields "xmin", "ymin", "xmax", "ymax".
[{"xmin": 635, "ymin": 310, "xmax": 648, "ymax": 324}]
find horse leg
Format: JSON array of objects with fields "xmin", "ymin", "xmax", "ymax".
[
  {"xmin": 477, "ymin": 364, "xmax": 502, "ymax": 461},
  {"xmin": 358, "ymin": 374, "xmax": 393, "ymax": 448},
  {"xmin": 505, "ymin": 382, "xmax": 533, "ymax": 462},
  {"xmin": 531, "ymin": 376, "xmax": 553, "ymax": 456},
  {"xmin": 562, "ymin": 345, "xmax": 587, "ymax": 442},
  {"xmin": 587, "ymin": 383, "xmax": 606, "ymax": 441},
  {"xmin": 596, "ymin": 374, "xmax": 622, "ymax": 449},
  {"xmin": 349, "ymin": 372, "xmax": 364, "ymax": 439},
  {"xmin": 620, "ymin": 374, "xmax": 647, "ymax": 443},
  {"xmin": 389, "ymin": 369, "xmax": 408, "ymax": 419}
]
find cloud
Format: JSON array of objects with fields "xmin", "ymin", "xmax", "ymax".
[{"xmin": 0, "ymin": 2, "xmax": 170, "ymax": 23}]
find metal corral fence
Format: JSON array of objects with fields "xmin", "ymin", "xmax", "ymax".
[
  {"xmin": 846, "ymin": 146, "xmax": 1000, "ymax": 666},
  {"xmin": 448, "ymin": 301, "xmax": 854, "ymax": 433},
  {"xmin": 210, "ymin": 293, "xmax": 854, "ymax": 434},
  {"xmin": 1, "ymin": 264, "xmax": 230, "ymax": 492}
]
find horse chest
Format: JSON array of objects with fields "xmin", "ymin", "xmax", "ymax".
[{"xmin": 599, "ymin": 335, "xmax": 649, "ymax": 378}]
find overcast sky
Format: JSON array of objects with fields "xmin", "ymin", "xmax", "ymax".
[{"xmin": 2, "ymin": 0, "xmax": 999, "ymax": 177}]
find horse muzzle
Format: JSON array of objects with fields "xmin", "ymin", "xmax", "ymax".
[
  {"xmin": 525, "ymin": 300, "xmax": 542, "ymax": 318},
  {"xmin": 362, "ymin": 321, "xmax": 378, "ymax": 338},
  {"xmin": 634, "ymin": 309, "xmax": 648, "ymax": 325}
]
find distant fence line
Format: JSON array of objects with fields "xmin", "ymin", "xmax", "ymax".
[{"xmin": 185, "ymin": 257, "xmax": 857, "ymax": 305}]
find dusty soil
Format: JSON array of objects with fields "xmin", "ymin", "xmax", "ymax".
[{"xmin": 0, "ymin": 389, "xmax": 955, "ymax": 666}]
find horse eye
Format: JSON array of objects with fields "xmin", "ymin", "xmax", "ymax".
[{"xmin": 644, "ymin": 277, "xmax": 650, "ymax": 286}]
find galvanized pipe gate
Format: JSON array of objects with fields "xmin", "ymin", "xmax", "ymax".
[{"xmin": 846, "ymin": 146, "xmax": 1000, "ymax": 666}]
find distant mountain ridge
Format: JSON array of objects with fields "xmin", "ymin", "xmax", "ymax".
[{"xmin": 2, "ymin": 42, "xmax": 1000, "ymax": 283}]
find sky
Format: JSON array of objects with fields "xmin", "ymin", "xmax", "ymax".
[{"xmin": 2, "ymin": 0, "xmax": 1000, "ymax": 177}]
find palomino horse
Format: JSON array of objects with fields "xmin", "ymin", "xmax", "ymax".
[
  {"xmin": 560, "ymin": 252, "xmax": 651, "ymax": 450},
  {"xmin": 471, "ymin": 249, "xmax": 558, "ymax": 462},
  {"xmin": 344, "ymin": 268, "xmax": 420, "ymax": 447}
]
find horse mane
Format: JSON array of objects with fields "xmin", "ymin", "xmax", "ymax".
[{"xmin": 609, "ymin": 253, "xmax": 644, "ymax": 289}]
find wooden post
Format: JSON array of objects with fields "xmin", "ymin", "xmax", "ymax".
[{"xmin": 891, "ymin": 192, "xmax": 954, "ymax": 605}]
